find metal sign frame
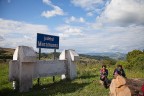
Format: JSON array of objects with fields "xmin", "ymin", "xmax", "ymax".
[{"xmin": 36, "ymin": 33, "xmax": 59, "ymax": 84}]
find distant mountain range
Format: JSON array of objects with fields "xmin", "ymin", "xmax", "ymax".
[
  {"xmin": 85, "ymin": 52, "xmax": 126, "ymax": 60},
  {"xmin": 0, "ymin": 47, "xmax": 126, "ymax": 60}
]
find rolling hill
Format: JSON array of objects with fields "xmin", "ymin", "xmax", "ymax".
[
  {"xmin": 86, "ymin": 52, "xmax": 126, "ymax": 60},
  {"xmin": 0, "ymin": 47, "xmax": 14, "ymax": 61}
]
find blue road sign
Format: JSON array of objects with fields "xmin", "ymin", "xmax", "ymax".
[{"xmin": 37, "ymin": 33, "xmax": 59, "ymax": 49}]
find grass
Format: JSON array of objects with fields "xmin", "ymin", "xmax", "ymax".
[{"xmin": 0, "ymin": 62, "xmax": 144, "ymax": 96}]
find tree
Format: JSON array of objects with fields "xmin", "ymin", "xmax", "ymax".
[
  {"xmin": 129, "ymin": 54, "xmax": 144, "ymax": 70},
  {"xmin": 126, "ymin": 50, "xmax": 143, "ymax": 62},
  {"xmin": 124, "ymin": 49, "xmax": 144, "ymax": 70},
  {"xmin": 116, "ymin": 60, "xmax": 130, "ymax": 69}
]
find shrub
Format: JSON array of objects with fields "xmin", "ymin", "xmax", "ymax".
[
  {"xmin": 116, "ymin": 60, "xmax": 131, "ymax": 69},
  {"xmin": 126, "ymin": 50, "xmax": 143, "ymax": 62},
  {"xmin": 129, "ymin": 54, "xmax": 144, "ymax": 70},
  {"xmin": 120, "ymin": 49, "xmax": 144, "ymax": 70}
]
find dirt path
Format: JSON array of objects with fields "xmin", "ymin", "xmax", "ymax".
[{"xmin": 127, "ymin": 78, "xmax": 144, "ymax": 95}]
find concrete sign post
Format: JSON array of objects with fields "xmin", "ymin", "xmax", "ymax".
[
  {"xmin": 9, "ymin": 46, "xmax": 37, "ymax": 92},
  {"xmin": 9, "ymin": 46, "xmax": 79, "ymax": 92},
  {"xmin": 59, "ymin": 50, "xmax": 79, "ymax": 79}
]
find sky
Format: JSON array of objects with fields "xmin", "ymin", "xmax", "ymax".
[{"xmin": 0, "ymin": 0, "xmax": 144, "ymax": 53}]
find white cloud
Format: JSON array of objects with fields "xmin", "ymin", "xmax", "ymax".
[
  {"xmin": 42, "ymin": 0, "xmax": 51, "ymax": 5},
  {"xmin": 56, "ymin": 24, "xmax": 144, "ymax": 53},
  {"xmin": 79, "ymin": 17, "xmax": 85, "ymax": 23},
  {"xmin": 1, "ymin": 0, "xmax": 144, "ymax": 53},
  {"xmin": 41, "ymin": 6, "xmax": 65, "ymax": 18},
  {"xmin": 41, "ymin": 0, "xmax": 65, "ymax": 18},
  {"xmin": 0, "ymin": 18, "xmax": 50, "ymax": 49},
  {"xmin": 87, "ymin": 12, "xmax": 93, "ymax": 16},
  {"xmin": 0, "ymin": 18, "xmax": 49, "ymax": 35},
  {"xmin": 98, "ymin": 0, "xmax": 144, "ymax": 26},
  {"xmin": 71, "ymin": 0, "xmax": 105, "ymax": 11},
  {"xmin": 71, "ymin": 0, "xmax": 107, "ymax": 16},
  {"xmin": 65, "ymin": 16, "xmax": 85, "ymax": 23},
  {"xmin": 90, "ymin": 22, "xmax": 104, "ymax": 29},
  {"xmin": 0, "ymin": 19, "xmax": 143, "ymax": 53},
  {"xmin": 0, "ymin": 35, "xmax": 4, "ymax": 41},
  {"xmin": 96, "ymin": 26, "xmax": 144, "ymax": 52},
  {"xmin": 56, "ymin": 25, "xmax": 84, "ymax": 39},
  {"xmin": 75, "ymin": 0, "xmax": 144, "ymax": 53}
]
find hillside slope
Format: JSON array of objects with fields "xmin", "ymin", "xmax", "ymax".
[
  {"xmin": 86, "ymin": 52, "xmax": 126, "ymax": 60},
  {"xmin": 0, "ymin": 47, "xmax": 14, "ymax": 61}
]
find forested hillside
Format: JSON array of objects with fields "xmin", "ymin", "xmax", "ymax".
[{"xmin": 0, "ymin": 47, "xmax": 14, "ymax": 62}]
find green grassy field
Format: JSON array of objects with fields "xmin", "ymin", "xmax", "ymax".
[{"xmin": 0, "ymin": 62, "xmax": 144, "ymax": 96}]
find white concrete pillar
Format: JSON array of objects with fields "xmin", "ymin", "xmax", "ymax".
[
  {"xmin": 9, "ymin": 46, "xmax": 36, "ymax": 92},
  {"xmin": 59, "ymin": 50, "xmax": 79, "ymax": 80},
  {"xmin": 65, "ymin": 50, "xmax": 77, "ymax": 79},
  {"xmin": 9, "ymin": 60, "xmax": 19, "ymax": 82},
  {"xmin": 9, "ymin": 60, "xmax": 20, "ymax": 91},
  {"xmin": 19, "ymin": 62, "xmax": 34, "ymax": 92}
]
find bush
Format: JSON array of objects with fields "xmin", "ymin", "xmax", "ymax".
[
  {"xmin": 129, "ymin": 54, "xmax": 144, "ymax": 70},
  {"xmin": 101, "ymin": 59, "xmax": 116, "ymax": 66},
  {"xmin": 126, "ymin": 50, "xmax": 143, "ymax": 62},
  {"xmin": 119, "ymin": 50, "xmax": 144, "ymax": 70},
  {"xmin": 116, "ymin": 49, "xmax": 144, "ymax": 70},
  {"xmin": 116, "ymin": 60, "xmax": 131, "ymax": 69}
]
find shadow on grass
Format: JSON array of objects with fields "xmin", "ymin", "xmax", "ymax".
[
  {"xmin": 78, "ymin": 75, "xmax": 99, "ymax": 79},
  {"xmin": 0, "ymin": 88, "xmax": 18, "ymax": 96},
  {"xmin": 0, "ymin": 80, "xmax": 90, "ymax": 96}
]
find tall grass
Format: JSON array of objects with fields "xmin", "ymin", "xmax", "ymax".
[{"xmin": 0, "ymin": 61, "xmax": 144, "ymax": 96}]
